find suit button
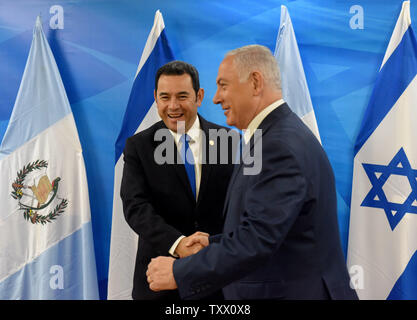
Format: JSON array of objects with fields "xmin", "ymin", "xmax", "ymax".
[{"xmin": 194, "ymin": 222, "xmax": 198, "ymax": 229}]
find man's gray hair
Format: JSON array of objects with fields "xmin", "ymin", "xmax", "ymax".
[{"xmin": 226, "ymin": 45, "xmax": 281, "ymax": 90}]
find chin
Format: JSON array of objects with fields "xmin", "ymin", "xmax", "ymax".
[
  {"xmin": 226, "ymin": 118, "xmax": 235, "ymax": 128},
  {"xmin": 168, "ymin": 119, "xmax": 186, "ymax": 132}
]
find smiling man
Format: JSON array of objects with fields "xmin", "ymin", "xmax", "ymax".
[
  {"xmin": 120, "ymin": 60, "xmax": 236, "ymax": 300},
  {"xmin": 146, "ymin": 46, "xmax": 358, "ymax": 300}
]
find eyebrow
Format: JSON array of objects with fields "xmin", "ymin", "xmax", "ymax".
[
  {"xmin": 177, "ymin": 91, "xmax": 190, "ymax": 95},
  {"xmin": 158, "ymin": 91, "xmax": 190, "ymax": 96}
]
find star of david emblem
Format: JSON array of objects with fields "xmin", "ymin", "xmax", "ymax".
[{"xmin": 361, "ymin": 147, "xmax": 417, "ymax": 230}]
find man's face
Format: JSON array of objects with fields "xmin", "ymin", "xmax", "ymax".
[
  {"xmin": 213, "ymin": 56, "xmax": 254, "ymax": 130},
  {"xmin": 155, "ymin": 74, "xmax": 203, "ymax": 132}
]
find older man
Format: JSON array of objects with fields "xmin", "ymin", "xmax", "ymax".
[{"xmin": 146, "ymin": 45, "xmax": 358, "ymax": 300}]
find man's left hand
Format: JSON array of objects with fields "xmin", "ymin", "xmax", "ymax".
[{"xmin": 146, "ymin": 256, "xmax": 178, "ymax": 292}]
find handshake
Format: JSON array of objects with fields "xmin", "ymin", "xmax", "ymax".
[
  {"xmin": 146, "ymin": 231, "xmax": 210, "ymax": 292},
  {"xmin": 174, "ymin": 231, "xmax": 210, "ymax": 258}
]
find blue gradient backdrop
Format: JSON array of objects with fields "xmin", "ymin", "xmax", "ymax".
[{"xmin": 0, "ymin": 0, "xmax": 413, "ymax": 299}]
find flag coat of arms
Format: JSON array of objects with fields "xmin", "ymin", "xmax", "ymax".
[
  {"xmin": 107, "ymin": 10, "xmax": 174, "ymax": 300},
  {"xmin": 274, "ymin": 5, "xmax": 321, "ymax": 143},
  {"xmin": 0, "ymin": 16, "xmax": 98, "ymax": 299},
  {"xmin": 347, "ymin": 1, "xmax": 417, "ymax": 299}
]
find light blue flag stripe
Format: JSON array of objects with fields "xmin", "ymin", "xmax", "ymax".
[
  {"xmin": 0, "ymin": 18, "xmax": 71, "ymax": 159},
  {"xmin": 115, "ymin": 29, "xmax": 174, "ymax": 163},
  {"xmin": 274, "ymin": 5, "xmax": 321, "ymax": 142},
  {"xmin": 354, "ymin": 26, "xmax": 417, "ymax": 154},
  {"xmin": 0, "ymin": 222, "xmax": 98, "ymax": 299},
  {"xmin": 274, "ymin": 6, "xmax": 313, "ymax": 118}
]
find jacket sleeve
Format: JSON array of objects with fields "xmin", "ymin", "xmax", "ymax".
[
  {"xmin": 120, "ymin": 137, "xmax": 182, "ymax": 255},
  {"xmin": 173, "ymin": 139, "xmax": 308, "ymax": 299}
]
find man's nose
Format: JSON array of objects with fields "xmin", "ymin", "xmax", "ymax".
[
  {"xmin": 168, "ymin": 98, "xmax": 180, "ymax": 109},
  {"xmin": 213, "ymin": 89, "xmax": 221, "ymax": 105}
]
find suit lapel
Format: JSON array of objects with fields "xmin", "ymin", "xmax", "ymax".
[
  {"xmin": 222, "ymin": 103, "xmax": 292, "ymax": 217},
  {"xmin": 221, "ymin": 161, "xmax": 242, "ymax": 217},
  {"xmin": 153, "ymin": 121, "xmax": 196, "ymax": 203}
]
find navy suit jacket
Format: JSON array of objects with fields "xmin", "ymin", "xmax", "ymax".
[
  {"xmin": 121, "ymin": 115, "xmax": 236, "ymax": 300},
  {"xmin": 173, "ymin": 104, "xmax": 358, "ymax": 300}
]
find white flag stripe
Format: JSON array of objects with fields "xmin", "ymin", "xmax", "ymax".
[
  {"xmin": 300, "ymin": 110, "xmax": 320, "ymax": 139},
  {"xmin": 381, "ymin": 1, "xmax": 411, "ymax": 70}
]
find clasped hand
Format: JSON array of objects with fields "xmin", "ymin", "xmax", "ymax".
[
  {"xmin": 146, "ymin": 231, "xmax": 209, "ymax": 292},
  {"xmin": 175, "ymin": 231, "xmax": 210, "ymax": 258}
]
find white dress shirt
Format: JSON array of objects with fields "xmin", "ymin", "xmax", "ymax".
[{"xmin": 243, "ymin": 99, "xmax": 285, "ymax": 144}]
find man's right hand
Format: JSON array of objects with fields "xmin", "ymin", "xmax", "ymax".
[{"xmin": 174, "ymin": 231, "xmax": 210, "ymax": 258}]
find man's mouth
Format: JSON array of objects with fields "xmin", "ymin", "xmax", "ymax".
[
  {"xmin": 168, "ymin": 113, "xmax": 184, "ymax": 119},
  {"xmin": 223, "ymin": 107, "xmax": 230, "ymax": 116}
]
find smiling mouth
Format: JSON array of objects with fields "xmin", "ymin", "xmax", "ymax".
[
  {"xmin": 168, "ymin": 113, "xmax": 184, "ymax": 119},
  {"xmin": 223, "ymin": 107, "xmax": 230, "ymax": 115}
]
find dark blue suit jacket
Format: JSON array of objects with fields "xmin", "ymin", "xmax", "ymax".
[
  {"xmin": 121, "ymin": 115, "xmax": 236, "ymax": 300},
  {"xmin": 173, "ymin": 103, "xmax": 358, "ymax": 300}
]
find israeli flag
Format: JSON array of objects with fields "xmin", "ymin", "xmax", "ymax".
[
  {"xmin": 107, "ymin": 10, "xmax": 174, "ymax": 300},
  {"xmin": 274, "ymin": 5, "xmax": 321, "ymax": 143},
  {"xmin": 347, "ymin": 1, "xmax": 417, "ymax": 299},
  {"xmin": 0, "ymin": 16, "xmax": 99, "ymax": 299}
]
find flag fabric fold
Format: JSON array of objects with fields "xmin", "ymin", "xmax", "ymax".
[
  {"xmin": 347, "ymin": 1, "xmax": 417, "ymax": 299},
  {"xmin": 0, "ymin": 16, "xmax": 99, "ymax": 299},
  {"xmin": 274, "ymin": 5, "xmax": 321, "ymax": 143},
  {"xmin": 107, "ymin": 10, "xmax": 174, "ymax": 300}
]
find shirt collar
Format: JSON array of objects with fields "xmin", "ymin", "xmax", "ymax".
[{"xmin": 243, "ymin": 99, "xmax": 285, "ymax": 144}]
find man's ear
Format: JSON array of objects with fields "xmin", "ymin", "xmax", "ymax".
[
  {"xmin": 154, "ymin": 90, "xmax": 157, "ymax": 101},
  {"xmin": 251, "ymin": 71, "xmax": 264, "ymax": 96},
  {"xmin": 196, "ymin": 88, "xmax": 205, "ymax": 107}
]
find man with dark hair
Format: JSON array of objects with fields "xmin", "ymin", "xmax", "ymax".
[
  {"xmin": 155, "ymin": 60, "xmax": 201, "ymax": 96},
  {"xmin": 121, "ymin": 60, "xmax": 237, "ymax": 300}
]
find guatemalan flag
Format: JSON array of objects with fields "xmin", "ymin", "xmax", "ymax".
[
  {"xmin": 274, "ymin": 5, "xmax": 321, "ymax": 143},
  {"xmin": 0, "ymin": 17, "xmax": 99, "ymax": 299},
  {"xmin": 107, "ymin": 10, "xmax": 174, "ymax": 300},
  {"xmin": 347, "ymin": 1, "xmax": 417, "ymax": 299}
]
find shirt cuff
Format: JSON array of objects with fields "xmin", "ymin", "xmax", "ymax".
[{"xmin": 169, "ymin": 235, "xmax": 186, "ymax": 258}]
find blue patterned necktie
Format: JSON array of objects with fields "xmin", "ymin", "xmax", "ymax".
[{"xmin": 180, "ymin": 134, "xmax": 196, "ymax": 199}]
